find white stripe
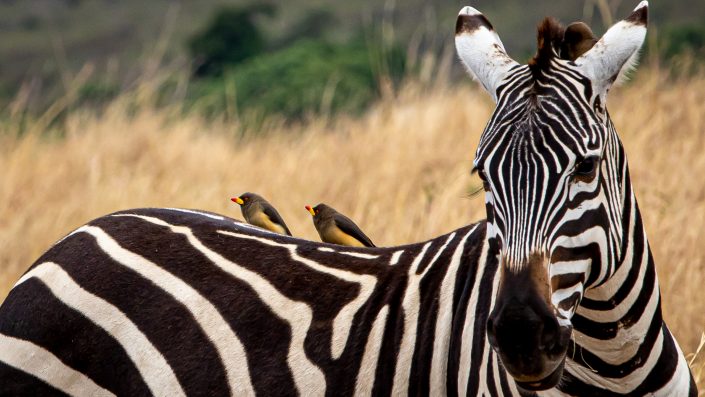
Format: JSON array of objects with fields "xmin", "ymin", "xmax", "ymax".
[
  {"xmin": 429, "ymin": 226, "xmax": 478, "ymax": 394},
  {"xmin": 162, "ymin": 210, "xmax": 280, "ymax": 236},
  {"xmin": 163, "ymin": 208, "xmax": 225, "ymax": 221},
  {"xmin": 230, "ymin": 221, "xmax": 281, "ymax": 235},
  {"xmin": 353, "ymin": 305, "xmax": 389, "ymax": 397},
  {"xmin": 111, "ymin": 214, "xmax": 326, "ymax": 395},
  {"xmin": 583, "ymin": 196, "xmax": 636, "ymax": 299},
  {"xmin": 572, "ymin": 274, "xmax": 661, "ymax": 366},
  {"xmin": 316, "ymin": 247, "xmax": 381, "ymax": 260},
  {"xmin": 566, "ymin": 329, "xmax": 665, "ymax": 393},
  {"xmin": 77, "ymin": 225, "xmax": 254, "ymax": 396},
  {"xmin": 458, "ymin": 238, "xmax": 490, "ymax": 396},
  {"xmin": 14, "ymin": 262, "xmax": 184, "ymax": 397},
  {"xmin": 551, "ymin": 283, "xmax": 584, "ymax": 309},
  {"xmin": 491, "ymin": 349, "xmax": 502, "ymax": 397},
  {"xmin": 652, "ymin": 335, "xmax": 693, "ymax": 396},
  {"xmin": 218, "ymin": 229, "xmax": 379, "ymax": 362},
  {"xmin": 549, "ymin": 259, "xmax": 590, "ymax": 278},
  {"xmin": 337, "ymin": 251, "xmax": 380, "ymax": 259},
  {"xmin": 390, "ymin": 239, "xmax": 437, "ymax": 395},
  {"xmin": 390, "ymin": 250, "xmax": 404, "ymax": 265},
  {"xmin": 580, "ymin": 234, "xmax": 648, "ymax": 323},
  {"xmin": 0, "ymin": 333, "xmax": 115, "ymax": 397},
  {"xmin": 552, "ymin": 226, "xmax": 609, "ymax": 286},
  {"xmin": 477, "ymin": 260, "xmax": 502, "ymax": 395}
]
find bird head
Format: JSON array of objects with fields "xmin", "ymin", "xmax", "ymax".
[{"xmin": 231, "ymin": 192, "xmax": 256, "ymax": 206}]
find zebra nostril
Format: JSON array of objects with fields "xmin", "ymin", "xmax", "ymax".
[{"xmin": 540, "ymin": 316, "xmax": 559, "ymax": 352}]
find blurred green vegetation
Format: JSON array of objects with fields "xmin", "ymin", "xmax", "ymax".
[
  {"xmin": 0, "ymin": 0, "xmax": 703, "ymax": 123},
  {"xmin": 659, "ymin": 23, "xmax": 705, "ymax": 59},
  {"xmin": 183, "ymin": 4, "xmax": 404, "ymax": 120},
  {"xmin": 189, "ymin": 4, "xmax": 275, "ymax": 77},
  {"xmin": 188, "ymin": 38, "xmax": 405, "ymax": 120}
]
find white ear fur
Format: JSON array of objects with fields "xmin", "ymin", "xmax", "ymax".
[
  {"xmin": 575, "ymin": 1, "xmax": 648, "ymax": 91},
  {"xmin": 455, "ymin": 7, "xmax": 519, "ymax": 102}
]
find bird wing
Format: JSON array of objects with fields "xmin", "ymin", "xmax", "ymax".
[
  {"xmin": 333, "ymin": 214, "xmax": 375, "ymax": 247},
  {"xmin": 264, "ymin": 206, "xmax": 292, "ymax": 236}
]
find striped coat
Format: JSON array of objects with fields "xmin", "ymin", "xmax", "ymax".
[{"xmin": 0, "ymin": 208, "xmax": 525, "ymax": 396}]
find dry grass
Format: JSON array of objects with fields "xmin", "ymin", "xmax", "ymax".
[{"xmin": 1, "ymin": 68, "xmax": 704, "ymax": 391}]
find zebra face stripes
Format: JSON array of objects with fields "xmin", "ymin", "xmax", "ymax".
[{"xmin": 455, "ymin": 1, "xmax": 666, "ymax": 392}]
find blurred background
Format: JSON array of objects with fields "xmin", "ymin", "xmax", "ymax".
[
  {"xmin": 0, "ymin": 0, "xmax": 703, "ymax": 122},
  {"xmin": 0, "ymin": 0, "xmax": 705, "ymax": 391}
]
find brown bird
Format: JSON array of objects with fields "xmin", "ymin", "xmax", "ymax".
[
  {"xmin": 231, "ymin": 192, "xmax": 292, "ymax": 236},
  {"xmin": 305, "ymin": 203, "xmax": 375, "ymax": 247}
]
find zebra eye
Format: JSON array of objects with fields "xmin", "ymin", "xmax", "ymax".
[
  {"xmin": 472, "ymin": 167, "xmax": 490, "ymax": 190},
  {"xmin": 478, "ymin": 171, "xmax": 491, "ymax": 190},
  {"xmin": 574, "ymin": 156, "xmax": 599, "ymax": 177},
  {"xmin": 593, "ymin": 99, "xmax": 604, "ymax": 114}
]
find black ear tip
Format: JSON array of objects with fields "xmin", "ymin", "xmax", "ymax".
[
  {"xmin": 455, "ymin": 12, "xmax": 494, "ymax": 35},
  {"xmin": 625, "ymin": 2, "xmax": 648, "ymax": 26}
]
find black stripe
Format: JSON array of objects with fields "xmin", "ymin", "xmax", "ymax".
[
  {"xmin": 371, "ymin": 282, "xmax": 406, "ymax": 396},
  {"xmin": 409, "ymin": 236, "xmax": 462, "ymax": 394},
  {"xmin": 465, "ymin": 253, "xmax": 499, "ymax": 396},
  {"xmin": 560, "ymin": 327, "xmax": 683, "ymax": 396},
  {"xmin": 486, "ymin": 351, "xmax": 498, "ymax": 396},
  {"xmin": 581, "ymin": 208, "xmax": 645, "ymax": 309},
  {"xmin": 570, "ymin": 306, "xmax": 661, "ymax": 379},
  {"xmin": 446, "ymin": 229, "xmax": 486, "ymax": 397},
  {"xmin": 0, "ymin": 278, "xmax": 150, "ymax": 396},
  {"xmin": 573, "ymin": 253, "xmax": 656, "ymax": 342},
  {"xmin": 0, "ymin": 361, "xmax": 68, "ymax": 397},
  {"xmin": 56, "ymin": 230, "xmax": 232, "ymax": 396},
  {"xmin": 90, "ymin": 216, "xmax": 296, "ymax": 396}
]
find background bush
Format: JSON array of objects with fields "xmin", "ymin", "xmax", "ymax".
[
  {"xmin": 185, "ymin": 4, "xmax": 406, "ymax": 121},
  {"xmin": 189, "ymin": 37, "xmax": 405, "ymax": 120},
  {"xmin": 188, "ymin": 4, "xmax": 275, "ymax": 77}
]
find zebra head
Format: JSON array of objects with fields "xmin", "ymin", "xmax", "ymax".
[{"xmin": 456, "ymin": 1, "xmax": 648, "ymax": 391}]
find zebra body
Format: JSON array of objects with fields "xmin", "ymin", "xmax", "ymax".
[
  {"xmin": 0, "ymin": 1, "xmax": 697, "ymax": 395},
  {"xmin": 0, "ymin": 208, "xmax": 513, "ymax": 396}
]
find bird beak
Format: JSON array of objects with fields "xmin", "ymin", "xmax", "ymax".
[
  {"xmin": 305, "ymin": 205, "xmax": 316, "ymax": 216},
  {"xmin": 231, "ymin": 197, "xmax": 244, "ymax": 205}
]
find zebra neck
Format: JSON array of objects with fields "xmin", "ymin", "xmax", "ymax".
[
  {"xmin": 565, "ymin": 186, "xmax": 688, "ymax": 393},
  {"xmin": 579, "ymin": 186, "xmax": 657, "ymax": 320},
  {"xmin": 371, "ymin": 223, "xmax": 491, "ymax": 395}
]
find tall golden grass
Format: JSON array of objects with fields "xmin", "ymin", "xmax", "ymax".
[{"xmin": 0, "ymin": 68, "xmax": 704, "ymax": 391}]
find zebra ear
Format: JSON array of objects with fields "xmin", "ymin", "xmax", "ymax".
[
  {"xmin": 574, "ymin": 1, "xmax": 648, "ymax": 92},
  {"xmin": 455, "ymin": 6, "xmax": 519, "ymax": 102}
]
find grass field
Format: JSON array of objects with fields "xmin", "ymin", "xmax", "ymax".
[{"xmin": 0, "ymin": 67, "xmax": 704, "ymax": 390}]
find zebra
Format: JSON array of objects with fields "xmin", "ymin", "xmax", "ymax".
[
  {"xmin": 0, "ymin": 1, "xmax": 696, "ymax": 396},
  {"xmin": 455, "ymin": 1, "xmax": 695, "ymax": 395}
]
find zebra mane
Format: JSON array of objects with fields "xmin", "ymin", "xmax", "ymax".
[
  {"xmin": 529, "ymin": 17, "xmax": 566, "ymax": 72},
  {"xmin": 528, "ymin": 17, "xmax": 599, "ymax": 76}
]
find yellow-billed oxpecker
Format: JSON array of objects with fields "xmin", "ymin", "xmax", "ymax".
[
  {"xmin": 231, "ymin": 192, "xmax": 292, "ymax": 236},
  {"xmin": 305, "ymin": 203, "xmax": 375, "ymax": 247}
]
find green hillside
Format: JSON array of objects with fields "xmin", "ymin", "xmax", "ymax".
[{"xmin": 1, "ymin": 0, "xmax": 703, "ymax": 115}]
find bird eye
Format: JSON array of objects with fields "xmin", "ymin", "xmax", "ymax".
[{"xmin": 574, "ymin": 156, "xmax": 599, "ymax": 177}]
